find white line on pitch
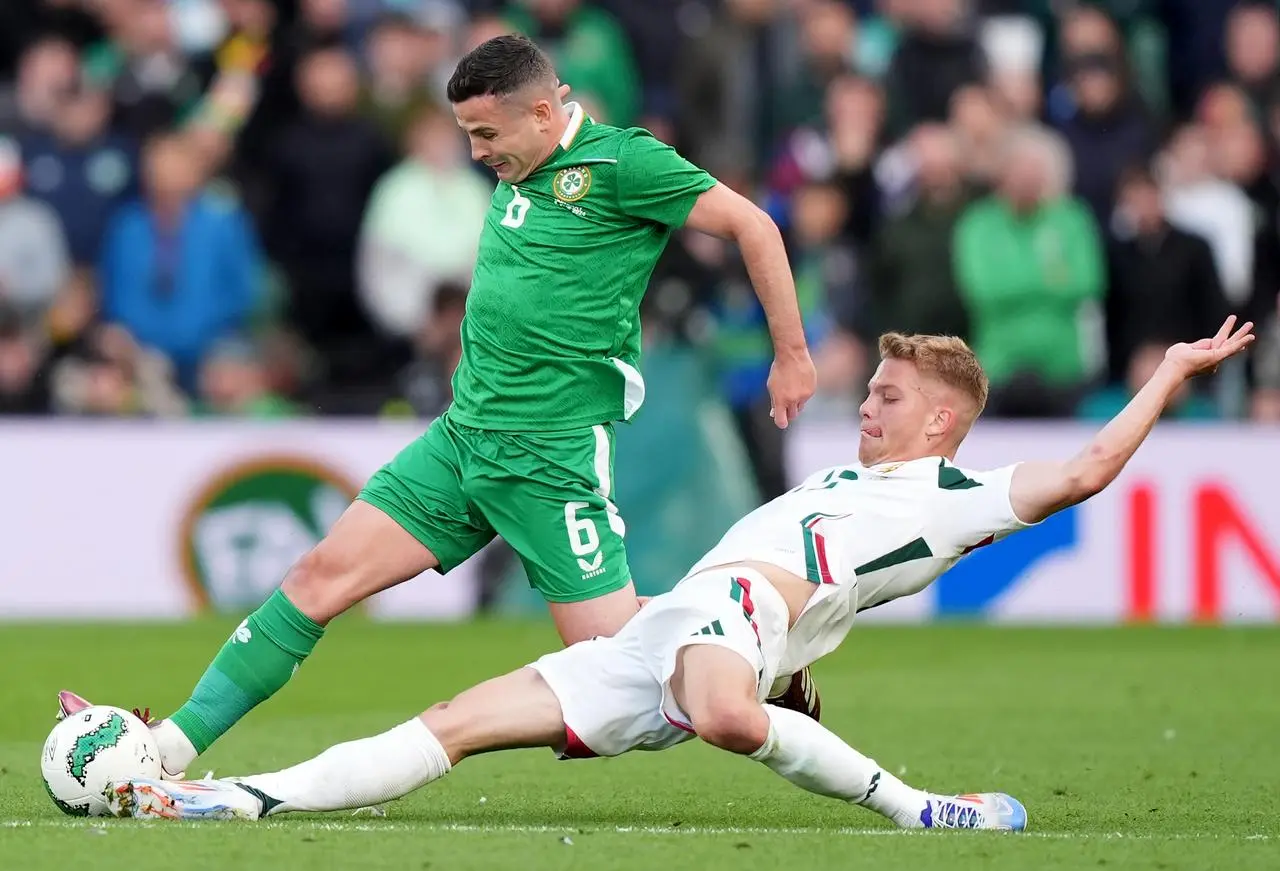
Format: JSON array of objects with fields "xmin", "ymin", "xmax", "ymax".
[{"xmin": 0, "ymin": 820, "xmax": 1274, "ymax": 841}]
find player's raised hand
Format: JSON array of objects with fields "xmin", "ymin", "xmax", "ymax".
[
  {"xmin": 767, "ymin": 350, "xmax": 818, "ymax": 429},
  {"xmin": 1162, "ymin": 315, "xmax": 1255, "ymax": 380}
]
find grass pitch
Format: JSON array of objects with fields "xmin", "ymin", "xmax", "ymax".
[{"xmin": 1, "ymin": 617, "xmax": 1278, "ymax": 870}]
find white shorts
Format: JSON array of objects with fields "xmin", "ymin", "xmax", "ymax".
[{"xmin": 528, "ymin": 567, "xmax": 789, "ymax": 759}]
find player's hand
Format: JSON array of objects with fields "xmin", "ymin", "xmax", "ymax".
[
  {"xmin": 767, "ymin": 349, "xmax": 818, "ymax": 429},
  {"xmin": 1161, "ymin": 315, "xmax": 1255, "ymax": 381}
]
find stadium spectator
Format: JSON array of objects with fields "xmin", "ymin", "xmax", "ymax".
[
  {"xmin": 0, "ymin": 1, "xmax": 105, "ymax": 79},
  {"xmin": 19, "ymin": 85, "xmax": 139, "ymax": 266},
  {"xmin": 768, "ymin": 73, "xmax": 885, "ymax": 247},
  {"xmin": 1224, "ymin": 2, "xmax": 1280, "ymax": 117},
  {"xmin": 0, "ymin": 36, "xmax": 81, "ymax": 138},
  {"xmin": 773, "ymin": 0, "xmax": 859, "ymax": 140},
  {"xmin": 1105, "ymin": 165, "xmax": 1229, "ymax": 385},
  {"xmin": 1052, "ymin": 50, "xmax": 1155, "ymax": 228},
  {"xmin": 1161, "ymin": 0, "xmax": 1247, "ymax": 119},
  {"xmin": 49, "ymin": 321, "xmax": 187, "ymax": 416},
  {"xmin": 979, "ymin": 13, "xmax": 1043, "ymax": 122},
  {"xmin": 357, "ymin": 12, "xmax": 441, "ymax": 146},
  {"xmin": 1160, "ymin": 123, "xmax": 1255, "ymax": 307},
  {"xmin": 0, "ymin": 301, "xmax": 52, "ymax": 415},
  {"xmin": 671, "ymin": 0, "xmax": 781, "ymax": 179},
  {"xmin": 0, "ymin": 0, "xmax": 1275, "ymax": 424},
  {"xmin": 1043, "ymin": 2, "xmax": 1124, "ymax": 125},
  {"xmin": 502, "ymin": 0, "xmax": 641, "ymax": 127},
  {"xmin": 83, "ymin": 0, "xmax": 211, "ymax": 141},
  {"xmin": 262, "ymin": 46, "xmax": 396, "ymax": 391},
  {"xmin": 1251, "ymin": 294, "xmax": 1280, "ymax": 421},
  {"xmin": 382, "ymin": 279, "xmax": 469, "ymax": 421},
  {"xmin": 98, "ymin": 132, "xmax": 262, "ymax": 392},
  {"xmin": 882, "ymin": 0, "xmax": 987, "ymax": 140},
  {"xmin": 195, "ymin": 335, "xmax": 298, "ymax": 418},
  {"xmin": 357, "ymin": 108, "xmax": 489, "ymax": 341},
  {"xmin": 948, "ymin": 83, "xmax": 1009, "ymax": 194},
  {"xmin": 954, "ymin": 124, "xmax": 1104, "ymax": 417},
  {"xmin": 866, "ymin": 123, "xmax": 971, "ymax": 341},
  {"xmin": 0, "ymin": 136, "xmax": 71, "ymax": 325}
]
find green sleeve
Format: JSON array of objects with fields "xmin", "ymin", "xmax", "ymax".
[
  {"xmin": 616, "ymin": 131, "xmax": 717, "ymax": 227},
  {"xmin": 1055, "ymin": 200, "xmax": 1105, "ymax": 303},
  {"xmin": 953, "ymin": 203, "xmax": 1028, "ymax": 307}
]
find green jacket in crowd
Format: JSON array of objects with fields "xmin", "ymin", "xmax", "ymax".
[{"xmin": 953, "ymin": 195, "xmax": 1104, "ymax": 387}]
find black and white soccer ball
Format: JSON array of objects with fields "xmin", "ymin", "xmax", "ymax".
[{"xmin": 40, "ymin": 705, "xmax": 162, "ymax": 816}]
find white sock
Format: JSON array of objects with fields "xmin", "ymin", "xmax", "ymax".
[
  {"xmin": 749, "ymin": 706, "xmax": 929, "ymax": 828},
  {"xmin": 236, "ymin": 718, "xmax": 452, "ymax": 815},
  {"xmin": 152, "ymin": 719, "xmax": 198, "ymax": 777}
]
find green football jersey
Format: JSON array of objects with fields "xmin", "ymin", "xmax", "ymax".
[{"xmin": 449, "ymin": 103, "xmax": 717, "ymax": 431}]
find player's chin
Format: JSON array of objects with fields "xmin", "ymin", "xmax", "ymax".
[{"xmin": 857, "ymin": 432, "xmax": 881, "ymax": 464}]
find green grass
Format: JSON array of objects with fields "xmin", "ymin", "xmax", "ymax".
[{"xmin": 2, "ymin": 618, "xmax": 1278, "ymax": 870}]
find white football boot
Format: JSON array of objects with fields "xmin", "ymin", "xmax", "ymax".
[
  {"xmin": 919, "ymin": 792, "xmax": 1028, "ymax": 830},
  {"xmin": 105, "ymin": 778, "xmax": 272, "ymax": 821}
]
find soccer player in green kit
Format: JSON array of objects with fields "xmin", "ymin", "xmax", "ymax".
[{"xmin": 58, "ymin": 35, "xmax": 818, "ymax": 778}]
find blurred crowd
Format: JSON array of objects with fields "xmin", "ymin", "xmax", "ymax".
[{"xmin": 1, "ymin": 0, "xmax": 1279, "ymax": 451}]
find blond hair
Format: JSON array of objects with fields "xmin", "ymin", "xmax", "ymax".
[{"xmin": 878, "ymin": 333, "xmax": 989, "ymax": 418}]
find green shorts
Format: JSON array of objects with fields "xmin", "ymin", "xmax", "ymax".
[{"xmin": 358, "ymin": 412, "xmax": 631, "ymax": 603}]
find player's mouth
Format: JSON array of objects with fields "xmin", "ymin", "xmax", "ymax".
[
  {"xmin": 487, "ymin": 160, "xmax": 508, "ymax": 174},
  {"xmin": 861, "ymin": 425, "xmax": 883, "ymax": 439}
]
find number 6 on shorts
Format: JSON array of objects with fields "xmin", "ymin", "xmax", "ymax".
[{"xmin": 564, "ymin": 501, "xmax": 602, "ymax": 573}]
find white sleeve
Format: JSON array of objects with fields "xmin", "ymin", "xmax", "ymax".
[{"xmin": 931, "ymin": 464, "xmax": 1038, "ymax": 556}]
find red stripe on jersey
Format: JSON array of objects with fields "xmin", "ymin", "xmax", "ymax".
[{"xmin": 813, "ymin": 530, "xmax": 835, "ymax": 584}]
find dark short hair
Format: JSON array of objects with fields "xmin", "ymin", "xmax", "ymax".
[
  {"xmin": 1116, "ymin": 163, "xmax": 1157, "ymax": 195},
  {"xmin": 446, "ymin": 34, "xmax": 556, "ymax": 104}
]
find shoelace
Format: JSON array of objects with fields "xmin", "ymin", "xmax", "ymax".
[
  {"xmin": 931, "ymin": 798, "xmax": 986, "ymax": 829},
  {"xmin": 133, "ymin": 707, "xmax": 154, "ymax": 725}
]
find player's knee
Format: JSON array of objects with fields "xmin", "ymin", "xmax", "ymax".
[
  {"xmin": 281, "ymin": 545, "xmax": 356, "ymax": 623},
  {"xmin": 689, "ymin": 698, "xmax": 770, "ymax": 755}
]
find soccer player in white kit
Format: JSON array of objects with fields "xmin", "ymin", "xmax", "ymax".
[{"xmin": 105, "ymin": 320, "xmax": 1254, "ymax": 830}]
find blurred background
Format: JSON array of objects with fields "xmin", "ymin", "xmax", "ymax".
[{"xmin": 0, "ymin": 0, "xmax": 1277, "ymax": 624}]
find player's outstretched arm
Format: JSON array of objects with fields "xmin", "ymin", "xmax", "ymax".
[
  {"xmin": 1009, "ymin": 317, "xmax": 1255, "ymax": 524},
  {"xmin": 685, "ymin": 184, "xmax": 816, "ymax": 428}
]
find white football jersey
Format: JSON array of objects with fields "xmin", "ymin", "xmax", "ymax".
[{"xmin": 685, "ymin": 456, "xmax": 1034, "ymax": 675}]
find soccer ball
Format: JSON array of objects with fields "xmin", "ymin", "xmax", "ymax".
[{"xmin": 40, "ymin": 705, "xmax": 162, "ymax": 817}]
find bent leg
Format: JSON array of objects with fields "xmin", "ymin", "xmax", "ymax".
[
  {"xmin": 161, "ymin": 421, "xmax": 493, "ymax": 770},
  {"xmin": 669, "ymin": 645, "xmax": 929, "ymax": 829},
  {"xmin": 422, "ymin": 666, "xmax": 568, "ymax": 763},
  {"xmin": 237, "ymin": 668, "xmax": 566, "ymax": 815},
  {"xmin": 281, "ymin": 499, "xmax": 442, "ymax": 625},
  {"xmin": 162, "ymin": 501, "xmax": 443, "ymax": 770}
]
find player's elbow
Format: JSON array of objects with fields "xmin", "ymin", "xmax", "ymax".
[
  {"xmin": 1065, "ymin": 450, "xmax": 1114, "ymax": 502},
  {"xmin": 733, "ymin": 202, "xmax": 781, "ymax": 248}
]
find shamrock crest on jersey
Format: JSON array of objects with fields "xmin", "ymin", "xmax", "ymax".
[{"xmin": 553, "ymin": 165, "xmax": 592, "ymax": 202}]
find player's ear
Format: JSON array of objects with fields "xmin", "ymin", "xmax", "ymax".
[
  {"xmin": 925, "ymin": 405, "xmax": 953, "ymax": 440},
  {"xmin": 532, "ymin": 96, "xmax": 553, "ymax": 129}
]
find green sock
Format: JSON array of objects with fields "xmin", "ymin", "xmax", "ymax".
[{"xmin": 169, "ymin": 590, "xmax": 324, "ymax": 754}]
